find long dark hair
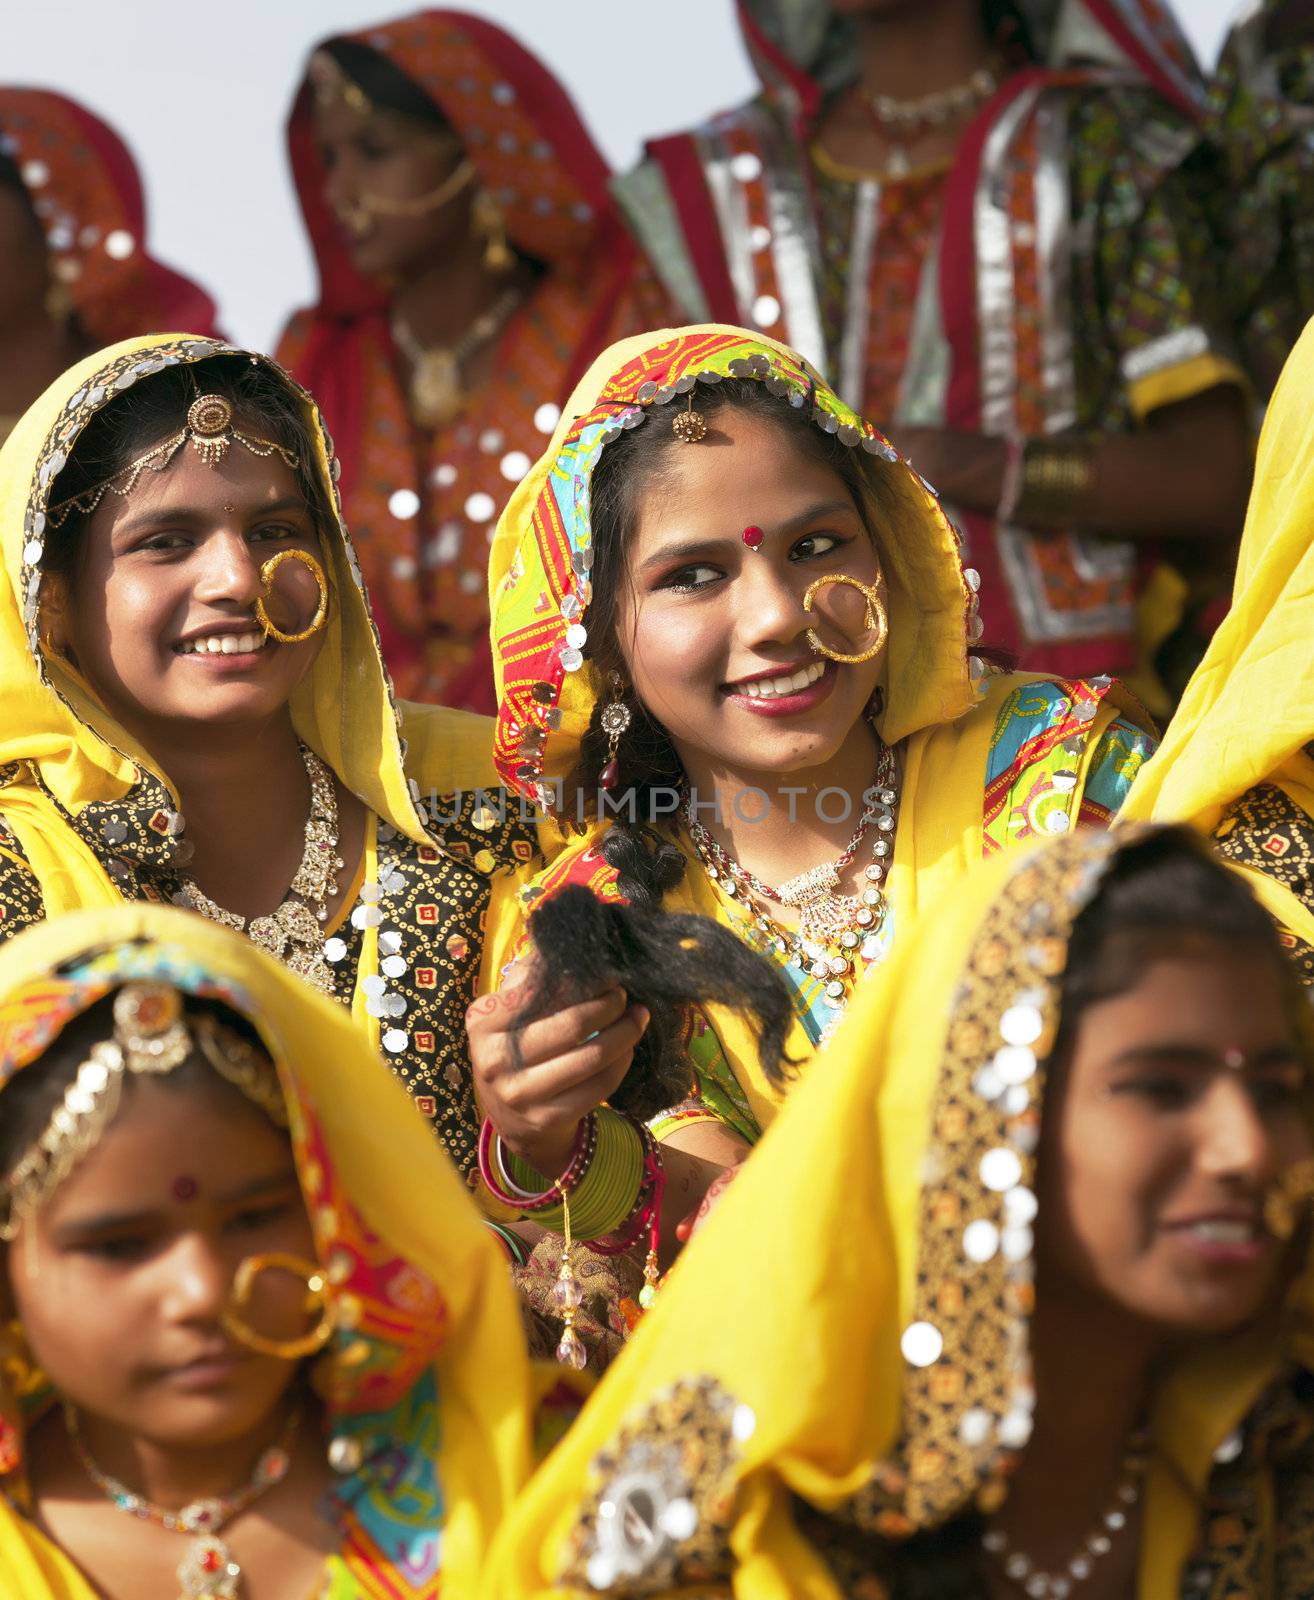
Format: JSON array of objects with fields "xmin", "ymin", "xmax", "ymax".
[{"xmin": 516, "ymin": 880, "xmax": 796, "ymax": 1109}]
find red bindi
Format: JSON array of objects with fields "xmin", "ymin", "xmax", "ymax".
[
  {"xmin": 742, "ymin": 525, "xmax": 764, "ymax": 550},
  {"xmin": 171, "ymin": 1175, "xmax": 199, "ymax": 1202}
]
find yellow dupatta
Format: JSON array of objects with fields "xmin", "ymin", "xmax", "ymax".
[
  {"xmin": 0, "ymin": 336, "xmax": 542, "ymax": 1150},
  {"xmin": 0, "ymin": 903, "xmax": 536, "ymax": 1597},
  {"xmin": 484, "ymin": 326, "xmax": 1151, "ymax": 1130},
  {"xmin": 1119, "ymin": 316, "xmax": 1314, "ymax": 953},
  {"xmin": 483, "ymin": 826, "xmax": 1314, "ymax": 1598}
]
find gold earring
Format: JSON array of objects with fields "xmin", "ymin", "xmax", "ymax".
[
  {"xmin": 255, "ymin": 549, "xmax": 329, "ymax": 645},
  {"xmin": 1265, "ymin": 1158, "xmax": 1314, "ymax": 1240},
  {"xmin": 801, "ymin": 573, "xmax": 888, "ymax": 665},
  {"xmin": 472, "ymin": 187, "xmax": 514, "ymax": 274},
  {"xmin": 220, "ymin": 1252, "xmax": 336, "ymax": 1359},
  {"xmin": 598, "ymin": 673, "xmax": 632, "ymax": 790}
]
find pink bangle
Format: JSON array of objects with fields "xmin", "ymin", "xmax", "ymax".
[
  {"xmin": 996, "ymin": 435, "xmax": 1025, "ymax": 525},
  {"xmin": 477, "ymin": 1113, "xmax": 597, "ymax": 1212}
]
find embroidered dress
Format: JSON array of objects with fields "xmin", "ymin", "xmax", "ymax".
[
  {"xmin": 1121, "ymin": 317, "xmax": 1314, "ymax": 986},
  {"xmin": 0, "ymin": 905, "xmax": 537, "ymax": 1598},
  {"xmin": 276, "ymin": 10, "xmax": 670, "ymax": 709},
  {"xmin": 0, "ymin": 334, "xmax": 541, "ymax": 1176},
  {"xmin": 483, "ymin": 325, "xmax": 1154, "ymax": 1149},
  {"xmin": 612, "ymin": 0, "xmax": 1243, "ymax": 678},
  {"xmin": 482, "ymin": 828, "xmax": 1314, "ymax": 1599},
  {"xmin": 1205, "ymin": 1, "xmax": 1314, "ymax": 398}
]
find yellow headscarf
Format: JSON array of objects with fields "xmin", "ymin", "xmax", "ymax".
[
  {"xmin": 1120, "ymin": 316, "xmax": 1314, "ymax": 953},
  {"xmin": 484, "ymin": 326, "xmax": 1151, "ymax": 1129},
  {"xmin": 0, "ymin": 333, "xmax": 534, "ymax": 1052},
  {"xmin": 483, "ymin": 826, "xmax": 1314, "ymax": 1599},
  {"xmin": 0, "ymin": 903, "xmax": 535, "ymax": 1598}
]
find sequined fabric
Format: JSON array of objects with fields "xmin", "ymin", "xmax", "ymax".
[
  {"xmin": 1215, "ymin": 783, "xmax": 1314, "ymax": 990},
  {"xmin": 0, "ymin": 89, "xmax": 218, "ymax": 345}
]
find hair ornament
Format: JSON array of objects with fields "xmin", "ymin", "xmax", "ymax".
[
  {"xmin": 0, "ymin": 983, "xmax": 286, "ymax": 1241},
  {"xmin": 46, "ymin": 397, "xmax": 301, "ymax": 531},
  {"xmin": 671, "ymin": 392, "xmax": 707, "ymax": 443}
]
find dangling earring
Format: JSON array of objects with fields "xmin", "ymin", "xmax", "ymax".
[
  {"xmin": 43, "ymin": 279, "xmax": 74, "ymax": 327},
  {"xmin": 598, "ymin": 673, "xmax": 632, "ymax": 791},
  {"xmin": 1265, "ymin": 1158, "xmax": 1314, "ymax": 1240},
  {"xmin": 552, "ymin": 1190, "xmax": 587, "ymax": 1370},
  {"xmin": 472, "ymin": 188, "xmax": 514, "ymax": 274}
]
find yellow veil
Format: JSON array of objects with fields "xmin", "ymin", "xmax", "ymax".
[
  {"xmin": 483, "ymin": 827, "xmax": 1314, "ymax": 1598},
  {"xmin": 0, "ymin": 902, "xmax": 536, "ymax": 1597},
  {"xmin": 1120, "ymin": 316, "xmax": 1314, "ymax": 952},
  {"xmin": 0, "ymin": 334, "xmax": 536, "ymax": 1104},
  {"xmin": 484, "ymin": 325, "xmax": 1150, "ymax": 1128}
]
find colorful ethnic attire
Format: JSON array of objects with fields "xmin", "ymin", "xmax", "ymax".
[
  {"xmin": 276, "ymin": 10, "xmax": 669, "ymax": 710},
  {"xmin": 0, "ymin": 903, "xmax": 538, "ymax": 1597},
  {"xmin": 482, "ymin": 827, "xmax": 1314, "ymax": 1598},
  {"xmin": 1204, "ymin": 1, "xmax": 1314, "ymax": 398},
  {"xmin": 614, "ymin": 0, "xmax": 1243, "ymax": 681},
  {"xmin": 0, "ymin": 89, "xmax": 219, "ymax": 447},
  {"xmin": 486, "ymin": 326, "xmax": 1155, "ymax": 1148},
  {"xmin": 1120, "ymin": 313, "xmax": 1314, "ymax": 986},
  {"xmin": 0, "ymin": 334, "xmax": 540, "ymax": 1179}
]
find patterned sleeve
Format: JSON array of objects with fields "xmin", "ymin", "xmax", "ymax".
[
  {"xmin": 1076, "ymin": 716, "xmax": 1158, "ymax": 826},
  {"xmin": 0, "ymin": 822, "xmax": 47, "ymax": 945},
  {"xmin": 1068, "ymin": 88, "xmax": 1246, "ymax": 429},
  {"xmin": 1206, "ymin": 8, "xmax": 1314, "ymax": 397}
]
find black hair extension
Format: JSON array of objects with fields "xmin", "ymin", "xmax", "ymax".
[{"xmin": 515, "ymin": 875, "xmax": 796, "ymax": 1119}]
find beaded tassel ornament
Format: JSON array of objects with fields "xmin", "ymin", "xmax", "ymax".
[{"xmin": 552, "ymin": 1189, "xmax": 587, "ymax": 1371}]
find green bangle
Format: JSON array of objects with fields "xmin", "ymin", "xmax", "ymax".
[{"xmin": 503, "ymin": 1109, "xmax": 645, "ymax": 1240}]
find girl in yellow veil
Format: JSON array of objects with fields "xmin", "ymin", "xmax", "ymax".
[
  {"xmin": 470, "ymin": 326, "xmax": 1154, "ymax": 1269},
  {"xmin": 0, "ymin": 335, "xmax": 542, "ymax": 1181},
  {"xmin": 1120, "ymin": 314, "xmax": 1314, "ymax": 985},
  {"xmin": 0, "ymin": 902, "xmax": 536, "ymax": 1597},
  {"xmin": 484, "ymin": 824, "xmax": 1314, "ymax": 1599}
]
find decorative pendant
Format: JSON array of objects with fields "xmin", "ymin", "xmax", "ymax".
[
  {"xmin": 176, "ymin": 1532, "xmax": 241, "ymax": 1598},
  {"xmin": 410, "ymin": 348, "xmax": 465, "ymax": 428},
  {"xmin": 774, "ymin": 862, "xmax": 862, "ymax": 948}
]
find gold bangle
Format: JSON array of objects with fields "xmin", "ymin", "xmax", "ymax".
[{"xmin": 1017, "ymin": 439, "xmax": 1095, "ymax": 527}]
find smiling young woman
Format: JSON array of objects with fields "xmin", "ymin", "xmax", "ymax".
[
  {"xmin": 467, "ymin": 324, "xmax": 1156, "ymax": 1280},
  {"xmin": 0, "ymin": 904, "xmax": 535, "ymax": 1600},
  {"xmin": 483, "ymin": 826, "xmax": 1314, "ymax": 1600},
  {"xmin": 0, "ymin": 334, "xmax": 543, "ymax": 1178}
]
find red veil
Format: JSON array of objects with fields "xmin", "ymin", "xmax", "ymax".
[
  {"xmin": 0, "ymin": 88, "xmax": 219, "ymax": 343},
  {"xmin": 277, "ymin": 10, "xmax": 667, "ymax": 709}
]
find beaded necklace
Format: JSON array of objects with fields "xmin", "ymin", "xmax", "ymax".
[
  {"xmin": 982, "ymin": 1430, "xmax": 1149, "ymax": 1598},
  {"xmin": 65, "ymin": 1399, "xmax": 301, "ymax": 1599},
  {"xmin": 682, "ymin": 742, "xmax": 900, "ymax": 1021}
]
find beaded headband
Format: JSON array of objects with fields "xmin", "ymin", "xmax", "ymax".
[
  {"xmin": 0, "ymin": 980, "xmax": 286, "ymax": 1241},
  {"xmin": 45, "ymin": 395, "xmax": 301, "ymax": 531}
]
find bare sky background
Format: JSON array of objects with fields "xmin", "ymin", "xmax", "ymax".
[{"xmin": 3, "ymin": 0, "xmax": 1247, "ymax": 349}]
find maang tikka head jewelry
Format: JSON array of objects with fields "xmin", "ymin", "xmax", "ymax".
[
  {"xmin": 671, "ymin": 392, "xmax": 707, "ymax": 443},
  {"xmin": 47, "ymin": 395, "xmax": 302, "ymax": 530}
]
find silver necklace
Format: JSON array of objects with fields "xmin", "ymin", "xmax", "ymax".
[
  {"xmin": 982, "ymin": 1431, "xmax": 1149, "ymax": 1599},
  {"xmin": 683, "ymin": 743, "xmax": 900, "ymax": 1012},
  {"xmin": 178, "ymin": 744, "xmax": 343, "ymax": 997}
]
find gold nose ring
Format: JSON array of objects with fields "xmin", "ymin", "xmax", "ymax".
[
  {"xmin": 801, "ymin": 573, "xmax": 888, "ymax": 665},
  {"xmin": 256, "ymin": 549, "xmax": 329, "ymax": 645}
]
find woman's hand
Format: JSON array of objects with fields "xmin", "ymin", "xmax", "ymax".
[{"xmin": 467, "ymin": 957, "xmax": 649, "ymax": 1181}]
